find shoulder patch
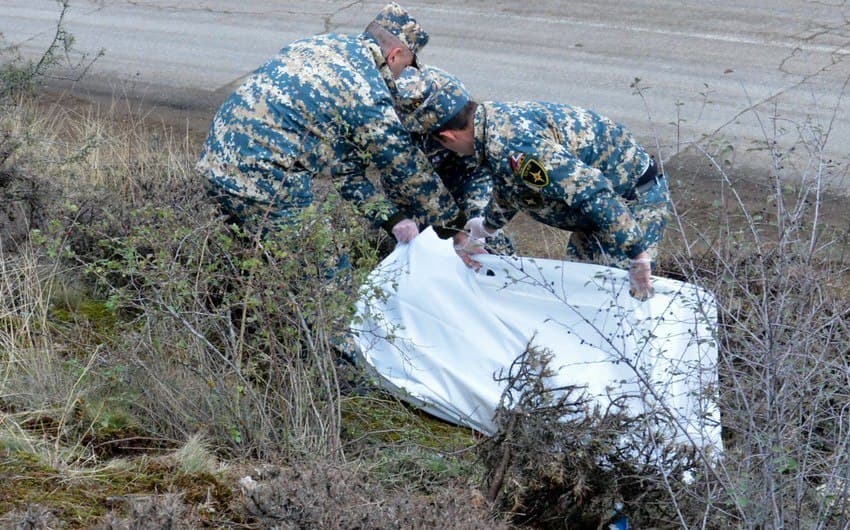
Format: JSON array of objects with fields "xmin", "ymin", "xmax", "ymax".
[{"xmin": 518, "ymin": 156, "xmax": 549, "ymax": 188}]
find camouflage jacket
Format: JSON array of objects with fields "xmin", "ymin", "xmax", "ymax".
[
  {"xmin": 475, "ymin": 101, "xmax": 653, "ymax": 258},
  {"xmin": 196, "ymin": 33, "xmax": 462, "ymax": 233}
]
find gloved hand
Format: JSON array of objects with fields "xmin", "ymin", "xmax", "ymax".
[
  {"xmin": 629, "ymin": 251, "xmax": 655, "ymax": 301},
  {"xmin": 453, "ymin": 231, "xmax": 488, "ymax": 270},
  {"xmin": 464, "ymin": 217, "xmax": 498, "ymax": 240},
  {"xmin": 391, "ymin": 218, "xmax": 419, "ymax": 243}
]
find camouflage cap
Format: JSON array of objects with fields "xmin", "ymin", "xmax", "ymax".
[
  {"xmin": 394, "ymin": 65, "xmax": 470, "ymax": 134},
  {"xmin": 372, "ymin": 2, "xmax": 429, "ymax": 54}
]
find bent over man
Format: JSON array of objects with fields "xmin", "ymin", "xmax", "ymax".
[
  {"xmin": 196, "ymin": 3, "xmax": 467, "ymax": 242},
  {"xmin": 398, "ymin": 68, "xmax": 671, "ymax": 300},
  {"xmin": 393, "ymin": 65, "xmax": 515, "ymax": 254}
]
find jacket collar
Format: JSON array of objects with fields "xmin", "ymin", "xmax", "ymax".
[{"xmin": 361, "ymin": 34, "xmax": 398, "ymax": 94}]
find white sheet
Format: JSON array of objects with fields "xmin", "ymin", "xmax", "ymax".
[{"xmin": 352, "ymin": 228, "xmax": 721, "ymax": 452}]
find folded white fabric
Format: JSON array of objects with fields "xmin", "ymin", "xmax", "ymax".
[{"xmin": 352, "ymin": 228, "xmax": 721, "ymax": 452}]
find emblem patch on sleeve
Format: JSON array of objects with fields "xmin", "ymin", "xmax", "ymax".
[
  {"xmin": 509, "ymin": 153, "xmax": 524, "ymax": 173},
  {"xmin": 516, "ymin": 156, "xmax": 549, "ymax": 188}
]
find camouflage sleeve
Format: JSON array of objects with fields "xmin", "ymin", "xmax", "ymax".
[
  {"xmin": 483, "ymin": 184, "xmax": 518, "ymax": 230},
  {"xmin": 418, "ymin": 138, "xmax": 483, "ymax": 215},
  {"xmin": 456, "ymin": 165, "xmax": 492, "ymax": 217},
  {"xmin": 354, "ymin": 106, "xmax": 465, "ymax": 237}
]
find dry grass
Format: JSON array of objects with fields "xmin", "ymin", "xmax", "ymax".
[{"xmin": 0, "ymin": 93, "xmax": 497, "ymax": 527}]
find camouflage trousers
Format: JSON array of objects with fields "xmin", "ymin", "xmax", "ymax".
[
  {"xmin": 566, "ymin": 175, "xmax": 671, "ymax": 269},
  {"xmin": 205, "ymin": 174, "xmax": 313, "ymax": 237}
]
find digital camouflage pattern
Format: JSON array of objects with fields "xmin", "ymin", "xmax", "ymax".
[
  {"xmin": 412, "ymin": 134, "xmax": 515, "ymax": 254},
  {"xmin": 565, "ymin": 175, "xmax": 669, "ymax": 268},
  {"xmin": 413, "ymin": 135, "xmax": 487, "ymax": 216},
  {"xmin": 392, "ymin": 67, "xmax": 662, "ymax": 261},
  {"xmin": 371, "ymin": 2, "xmax": 429, "ymax": 54},
  {"xmin": 196, "ymin": 29, "xmax": 462, "ymax": 235},
  {"xmin": 395, "ymin": 65, "xmax": 470, "ymax": 135},
  {"xmin": 471, "ymin": 101, "xmax": 670, "ymax": 265}
]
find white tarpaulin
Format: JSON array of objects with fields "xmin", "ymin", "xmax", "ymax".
[{"xmin": 352, "ymin": 228, "xmax": 721, "ymax": 452}]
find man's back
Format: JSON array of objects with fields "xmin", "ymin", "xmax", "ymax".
[
  {"xmin": 196, "ymin": 3, "xmax": 467, "ymax": 240},
  {"xmin": 198, "ymin": 33, "xmax": 390, "ymax": 188},
  {"xmin": 480, "ymin": 101, "xmax": 649, "ymax": 195}
]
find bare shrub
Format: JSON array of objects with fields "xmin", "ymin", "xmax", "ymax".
[
  {"xmin": 69, "ymin": 192, "xmax": 380, "ymax": 459},
  {"xmin": 237, "ymin": 459, "xmax": 507, "ymax": 529},
  {"xmin": 478, "ymin": 344, "xmax": 715, "ymax": 529},
  {"xmin": 660, "ymin": 112, "xmax": 850, "ymax": 527},
  {"xmin": 0, "ymin": 102, "xmax": 63, "ymax": 250},
  {"xmin": 0, "ymin": 165, "xmax": 53, "ymax": 251},
  {"xmin": 0, "ymin": 87, "xmax": 381, "ymax": 465},
  {"xmin": 0, "ymin": 0, "xmax": 103, "ymax": 99},
  {"xmin": 0, "ymin": 94, "xmax": 208, "ymax": 466},
  {"xmin": 96, "ymin": 494, "xmax": 197, "ymax": 530},
  {"xmin": 0, "ymin": 504, "xmax": 62, "ymax": 530}
]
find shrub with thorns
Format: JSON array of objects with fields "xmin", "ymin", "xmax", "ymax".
[{"xmin": 479, "ymin": 342, "xmax": 712, "ymax": 529}]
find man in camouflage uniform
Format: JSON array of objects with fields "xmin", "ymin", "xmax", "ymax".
[
  {"xmin": 398, "ymin": 68, "xmax": 670, "ymax": 300},
  {"xmin": 393, "ymin": 65, "xmax": 515, "ymax": 255},
  {"xmin": 196, "ymin": 3, "xmax": 466, "ymax": 243}
]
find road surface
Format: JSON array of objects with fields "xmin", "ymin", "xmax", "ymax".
[{"xmin": 2, "ymin": 0, "xmax": 849, "ymax": 184}]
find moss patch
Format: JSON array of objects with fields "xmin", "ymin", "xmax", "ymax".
[{"xmin": 0, "ymin": 450, "xmax": 242, "ymax": 528}]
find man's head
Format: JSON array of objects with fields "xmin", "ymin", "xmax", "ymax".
[
  {"xmin": 365, "ymin": 3, "xmax": 428, "ymax": 78},
  {"xmin": 395, "ymin": 65, "xmax": 477, "ymax": 155}
]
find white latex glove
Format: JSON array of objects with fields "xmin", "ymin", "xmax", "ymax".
[
  {"xmin": 464, "ymin": 217, "xmax": 498, "ymax": 240},
  {"xmin": 452, "ymin": 232, "xmax": 488, "ymax": 270},
  {"xmin": 628, "ymin": 251, "xmax": 655, "ymax": 301},
  {"xmin": 391, "ymin": 218, "xmax": 419, "ymax": 243}
]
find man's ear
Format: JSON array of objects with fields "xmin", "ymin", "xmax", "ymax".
[
  {"xmin": 434, "ymin": 130, "xmax": 456, "ymax": 143},
  {"xmin": 385, "ymin": 46, "xmax": 405, "ymax": 66}
]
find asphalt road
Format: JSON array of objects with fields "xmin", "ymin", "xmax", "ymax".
[{"xmin": 3, "ymin": 0, "xmax": 850, "ymax": 184}]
